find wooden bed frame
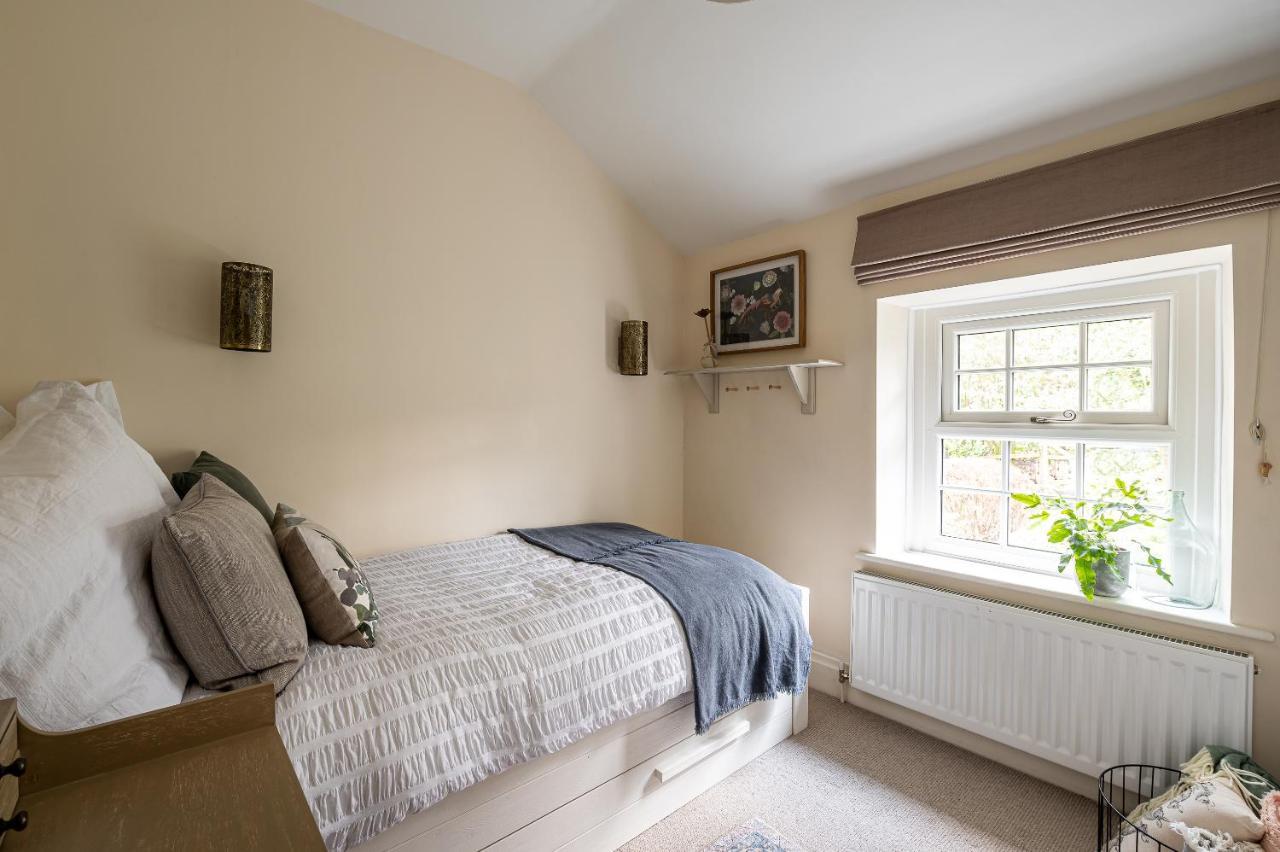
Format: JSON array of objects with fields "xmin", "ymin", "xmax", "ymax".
[{"xmin": 356, "ymin": 587, "xmax": 811, "ymax": 852}]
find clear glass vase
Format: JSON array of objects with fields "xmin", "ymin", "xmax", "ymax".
[{"xmin": 1152, "ymin": 491, "xmax": 1218, "ymax": 610}]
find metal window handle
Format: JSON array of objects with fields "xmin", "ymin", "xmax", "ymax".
[{"xmin": 1030, "ymin": 409, "xmax": 1078, "ymax": 424}]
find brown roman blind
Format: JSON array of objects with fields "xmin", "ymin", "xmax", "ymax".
[{"xmin": 852, "ymin": 100, "xmax": 1280, "ymax": 284}]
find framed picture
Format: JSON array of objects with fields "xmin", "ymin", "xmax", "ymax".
[{"xmin": 710, "ymin": 250, "xmax": 805, "ymax": 355}]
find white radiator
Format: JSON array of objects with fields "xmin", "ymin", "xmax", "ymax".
[{"xmin": 850, "ymin": 572, "xmax": 1254, "ymax": 777}]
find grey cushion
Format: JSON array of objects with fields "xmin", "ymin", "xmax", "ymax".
[{"xmin": 152, "ymin": 475, "xmax": 307, "ymax": 693}]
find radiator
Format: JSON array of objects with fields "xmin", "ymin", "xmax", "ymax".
[{"xmin": 850, "ymin": 572, "xmax": 1254, "ymax": 777}]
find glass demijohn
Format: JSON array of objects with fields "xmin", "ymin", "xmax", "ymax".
[{"xmin": 1156, "ymin": 491, "xmax": 1218, "ymax": 610}]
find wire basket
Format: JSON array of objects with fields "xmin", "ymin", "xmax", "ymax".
[{"xmin": 1097, "ymin": 764, "xmax": 1185, "ymax": 851}]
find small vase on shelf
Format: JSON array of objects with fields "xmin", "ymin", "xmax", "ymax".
[
  {"xmin": 700, "ymin": 342, "xmax": 718, "ymax": 369},
  {"xmin": 1151, "ymin": 490, "xmax": 1218, "ymax": 610}
]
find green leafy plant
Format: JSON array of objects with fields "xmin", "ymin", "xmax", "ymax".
[{"xmin": 1011, "ymin": 479, "xmax": 1171, "ymax": 600}]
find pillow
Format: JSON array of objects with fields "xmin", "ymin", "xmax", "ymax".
[
  {"xmin": 170, "ymin": 450, "xmax": 273, "ymax": 525},
  {"xmin": 0, "ymin": 405, "xmax": 13, "ymax": 438},
  {"xmin": 0, "ymin": 381, "xmax": 188, "ymax": 730},
  {"xmin": 1172, "ymin": 823, "xmax": 1264, "ymax": 851},
  {"xmin": 272, "ymin": 503, "xmax": 379, "ymax": 648},
  {"xmin": 152, "ymin": 475, "xmax": 307, "ymax": 693},
  {"xmin": 1261, "ymin": 792, "xmax": 1280, "ymax": 852},
  {"xmin": 1117, "ymin": 777, "xmax": 1264, "ymax": 850}
]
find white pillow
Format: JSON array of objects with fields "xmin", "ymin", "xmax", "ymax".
[
  {"xmin": 1116, "ymin": 777, "xmax": 1265, "ymax": 850},
  {"xmin": 0, "ymin": 381, "xmax": 189, "ymax": 729}
]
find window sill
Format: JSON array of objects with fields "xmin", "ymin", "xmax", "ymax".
[{"xmin": 857, "ymin": 550, "xmax": 1275, "ymax": 643}]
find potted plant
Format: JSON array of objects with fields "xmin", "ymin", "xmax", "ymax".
[{"xmin": 1011, "ymin": 479, "xmax": 1171, "ymax": 600}]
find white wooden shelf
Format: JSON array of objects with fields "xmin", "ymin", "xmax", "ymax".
[{"xmin": 664, "ymin": 359, "xmax": 843, "ymax": 414}]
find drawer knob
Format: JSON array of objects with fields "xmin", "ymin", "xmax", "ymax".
[
  {"xmin": 0, "ymin": 757, "xmax": 24, "ymax": 779},
  {"xmin": 0, "ymin": 810, "xmax": 27, "ymax": 834}
]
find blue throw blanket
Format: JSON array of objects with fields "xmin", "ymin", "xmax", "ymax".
[{"xmin": 510, "ymin": 522, "xmax": 811, "ymax": 734}]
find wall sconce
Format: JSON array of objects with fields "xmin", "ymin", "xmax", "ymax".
[
  {"xmin": 619, "ymin": 320, "xmax": 648, "ymax": 376},
  {"xmin": 219, "ymin": 261, "xmax": 273, "ymax": 352}
]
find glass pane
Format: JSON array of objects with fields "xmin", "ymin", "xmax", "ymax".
[
  {"xmin": 1011, "ymin": 368, "xmax": 1078, "ymax": 411},
  {"xmin": 1086, "ymin": 366, "xmax": 1153, "ymax": 411},
  {"xmin": 957, "ymin": 331, "xmax": 1005, "ymax": 370},
  {"xmin": 942, "ymin": 439, "xmax": 1002, "ymax": 490},
  {"xmin": 1087, "ymin": 317, "xmax": 1153, "ymax": 363},
  {"xmin": 1008, "ymin": 498, "xmax": 1057, "ymax": 552},
  {"xmin": 940, "ymin": 489, "xmax": 1001, "ymax": 543},
  {"xmin": 956, "ymin": 372, "xmax": 1006, "ymax": 411},
  {"xmin": 1013, "ymin": 324, "xmax": 1079, "ymax": 367},
  {"xmin": 1084, "ymin": 444, "xmax": 1171, "ymax": 504},
  {"xmin": 1009, "ymin": 441, "xmax": 1076, "ymax": 495}
]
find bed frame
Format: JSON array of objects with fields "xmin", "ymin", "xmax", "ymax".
[{"xmin": 355, "ymin": 587, "xmax": 810, "ymax": 852}]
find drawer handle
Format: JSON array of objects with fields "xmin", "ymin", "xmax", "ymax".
[
  {"xmin": 0, "ymin": 810, "xmax": 27, "ymax": 834},
  {"xmin": 654, "ymin": 719, "xmax": 751, "ymax": 783},
  {"xmin": 0, "ymin": 757, "xmax": 25, "ymax": 779}
]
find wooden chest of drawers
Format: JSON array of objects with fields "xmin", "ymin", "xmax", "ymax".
[{"xmin": 0, "ymin": 685, "xmax": 322, "ymax": 851}]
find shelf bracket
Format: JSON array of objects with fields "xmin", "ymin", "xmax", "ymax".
[
  {"xmin": 692, "ymin": 371, "xmax": 720, "ymax": 414},
  {"xmin": 786, "ymin": 365, "xmax": 817, "ymax": 415}
]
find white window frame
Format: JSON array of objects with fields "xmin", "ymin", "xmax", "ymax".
[{"xmin": 881, "ymin": 247, "xmax": 1229, "ymax": 602}]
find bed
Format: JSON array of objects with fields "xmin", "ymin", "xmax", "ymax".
[{"xmin": 191, "ymin": 532, "xmax": 809, "ymax": 852}]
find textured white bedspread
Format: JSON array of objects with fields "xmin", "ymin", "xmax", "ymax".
[{"xmin": 271, "ymin": 532, "xmax": 691, "ymax": 852}]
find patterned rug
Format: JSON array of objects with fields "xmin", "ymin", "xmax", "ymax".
[{"xmin": 702, "ymin": 817, "xmax": 804, "ymax": 851}]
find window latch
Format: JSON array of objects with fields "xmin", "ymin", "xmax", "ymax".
[{"xmin": 1030, "ymin": 409, "xmax": 1078, "ymax": 424}]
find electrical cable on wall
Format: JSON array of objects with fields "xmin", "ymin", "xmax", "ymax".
[{"xmin": 1253, "ymin": 210, "xmax": 1275, "ymax": 483}]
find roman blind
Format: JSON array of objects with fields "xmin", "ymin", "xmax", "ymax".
[{"xmin": 852, "ymin": 100, "xmax": 1280, "ymax": 284}]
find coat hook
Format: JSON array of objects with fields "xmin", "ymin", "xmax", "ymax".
[
  {"xmin": 768, "ymin": 384, "xmax": 782, "ymax": 390},
  {"xmin": 746, "ymin": 385, "xmax": 760, "ymax": 391},
  {"xmin": 724, "ymin": 385, "xmax": 740, "ymax": 392}
]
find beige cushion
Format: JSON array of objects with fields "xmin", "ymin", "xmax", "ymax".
[
  {"xmin": 272, "ymin": 503, "xmax": 379, "ymax": 648},
  {"xmin": 152, "ymin": 475, "xmax": 307, "ymax": 693},
  {"xmin": 1116, "ymin": 776, "xmax": 1264, "ymax": 850}
]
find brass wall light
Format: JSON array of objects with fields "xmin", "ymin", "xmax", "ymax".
[
  {"xmin": 618, "ymin": 320, "xmax": 648, "ymax": 376},
  {"xmin": 219, "ymin": 261, "xmax": 273, "ymax": 352}
]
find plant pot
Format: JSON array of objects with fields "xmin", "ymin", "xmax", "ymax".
[{"xmin": 1093, "ymin": 549, "xmax": 1131, "ymax": 598}]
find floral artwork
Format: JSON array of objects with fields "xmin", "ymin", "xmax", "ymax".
[{"xmin": 711, "ymin": 251, "xmax": 804, "ymax": 354}]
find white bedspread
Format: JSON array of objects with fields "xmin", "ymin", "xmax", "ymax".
[{"xmin": 270, "ymin": 532, "xmax": 691, "ymax": 851}]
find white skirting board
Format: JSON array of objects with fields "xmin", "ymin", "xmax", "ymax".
[{"xmin": 355, "ymin": 585, "xmax": 810, "ymax": 852}]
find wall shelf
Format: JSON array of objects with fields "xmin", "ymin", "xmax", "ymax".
[{"xmin": 665, "ymin": 359, "xmax": 843, "ymax": 414}]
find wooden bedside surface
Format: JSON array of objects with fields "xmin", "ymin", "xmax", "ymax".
[{"xmin": 2, "ymin": 685, "xmax": 323, "ymax": 852}]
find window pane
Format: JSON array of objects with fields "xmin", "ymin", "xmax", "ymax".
[
  {"xmin": 1008, "ymin": 498, "xmax": 1057, "ymax": 552},
  {"xmin": 1013, "ymin": 324, "xmax": 1078, "ymax": 367},
  {"xmin": 1084, "ymin": 444, "xmax": 1170, "ymax": 503},
  {"xmin": 1009, "ymin": 441, "xmax": 1075, "ymax": 495},
  {"xmin": 942, "ymin": 439, "xmax": 1002, "ymax": 490},
  {"xmin": 940, "ymin": 489, "xmax": 1001, "ymax": 543},
  {"xmin": 957, "ymin": 372, "xmax": 1005, "ymax": 411},
  {"xmin": 1011, "ymin": 368, "xmax": 1078, "ymax": 411},
  {"xmin": 1087, "ymin": 317, "xmax": 1153, "ymax": 363},
  {"xmin": 958, "ymin": 331, "xmax": 1005, "ymax": 370},
  {"xmin": 1086, "ymin": 366, "xmax": 1153, "ymax": 411}
]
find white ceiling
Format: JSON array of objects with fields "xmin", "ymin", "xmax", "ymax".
[{"xmin": 311, "ymin": 0, "xmax": 1280, "ymax": 253}]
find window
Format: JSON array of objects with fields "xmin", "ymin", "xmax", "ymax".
[{"xmin": 881, "ymin": 247, "xmax": 1229, "ymax": 602}]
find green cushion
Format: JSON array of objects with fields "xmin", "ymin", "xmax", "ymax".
[{"xmin": 171, "ymin": 451, "xmax": 272, "ymax": 525}]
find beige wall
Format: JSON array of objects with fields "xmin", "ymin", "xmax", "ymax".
[
  {"xmin": 679, "ymin": 79, "xmax": 1280, "ymax": 786},
  {"xmin": 0, "ymin": 0, "xmax": 685, "ymax": 553}
]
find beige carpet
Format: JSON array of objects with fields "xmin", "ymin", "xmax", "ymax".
[{"xmin": 622, "ymin": 692, "xmax": 1094, "ymax": 852}]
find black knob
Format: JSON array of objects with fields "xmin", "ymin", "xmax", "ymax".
[
  {"xmin": 0, "ymin": 810, "xmax": 28, "ymax": 834},
  {"xmin": 0, "ymin": 757, "xmax": 25, "ymax": 778}
]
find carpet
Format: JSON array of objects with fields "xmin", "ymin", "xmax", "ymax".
[{"xmin": 622, "ymin": 692, "xmax": 1094, "ymax": 852}]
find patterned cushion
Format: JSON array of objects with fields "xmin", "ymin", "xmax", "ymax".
[
  {"xmin": 272, "ymin": 503, "xmax": 379, "ymax": 648},
  {"xmin": 152, "ymin": 475, "xmax": 307, "ymax": 692},
  {"xmin": 1116, "ymin": 776, "xmax": 1264, "ymax": 850}
]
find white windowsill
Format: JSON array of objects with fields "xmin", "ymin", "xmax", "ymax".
[{"xmin": 857, "ymin": 550, "xmax": 1275, "ymax": 643}]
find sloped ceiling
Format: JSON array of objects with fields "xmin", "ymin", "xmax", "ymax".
[{"xmin": 311, "ymin": 0, "xmax": 1280, "ymax": 253}]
